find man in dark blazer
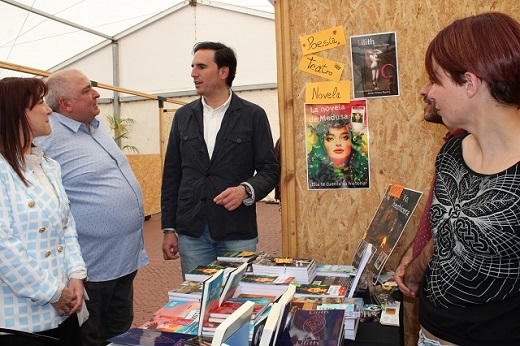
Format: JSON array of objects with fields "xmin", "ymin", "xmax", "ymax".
[{"xmin": 161, "ymin": 41, "xmax": 279, "ymax": 277}]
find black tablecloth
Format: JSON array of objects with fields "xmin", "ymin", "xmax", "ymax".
[{"xmin": 345, "ymin": 289, "xmax": 403, "ymax": 345}]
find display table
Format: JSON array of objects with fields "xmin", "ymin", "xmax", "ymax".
[
  {"xmin": 109, "ymin": 290, "xmax": 404, "ymax": 346},
  {"xmin": 346, "ymin": 290, "xmax": 404, "ymax": 345}
]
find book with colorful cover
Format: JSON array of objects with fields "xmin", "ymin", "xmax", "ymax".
[
  {"xmin": 140, "ymin": 299, "xmax": 200, "ymax": 335},
  {"xmin": 231, "ymin": 296, "xmax": 272, "ymax": 317},
  {"xmin": 197, "ymin": 269, "xmax": 224, "ymax": 336},
  {"xmin": 185, "ymin": 264, "xmax": 228, "ymax": 282},
  {"xmin": 153, "ymin": 299, "xmax": 201, "ymax": 319},
  {"xmin": 209, "ymin": 300, "xmax": 244, "ymax": 319},
  {"xmin": 251, "ymin": 256, "xmax": 317, "ymax": 284},
  {"xmin": 182, "ymin": 335, "xmax": 212, "ymax": 346},
  {"xmin": 289, "ymin": 297, "xmax": 346, "ymax": 316},
  {"xmin": 167, "ymin": 280, "xmax": 202, "ymax": 301},
  {"xmin": 238, "ymin": 273, "xmax": 295, "ymax": 296},
  {"xmin": 311, "ymin": 275, "xmax": 353, "ymax": 288},
  {"xmin": 107, "ymin": 328, "xmax": 189, "ymax": 346},
  {"xmin": 217, "ymin": 250, "xmax": 262, "ymax": 263},
  {"xmin": 208, "ymin": 299, "xmax": 271, "ymax": 323},
  {"xmin": 211, "ymin": 301, "xmax": 255, "ymax": 346},
  {"xmin": 317, "ymin": 297, "xmax": 364, "ymax": 331},
  {"xmin": 352, "ymin": 184, "xmax": 422, "ymax": 284},
  {"xmin": 219, "ymin": 262, "xmax": 249, "ymax": 306},
  {"xmin": 315, "ymin": 264, "xmax": 356, "ymax": 277},
  {"xmin": 292, "ymin": 283, "xmax": 348, "ymax": 298},
  {"xmin": 288, "ymin": 309, "xmax": 345, "ymax": 345}
]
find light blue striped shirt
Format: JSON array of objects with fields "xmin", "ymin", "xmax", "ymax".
[{"xmin": 35, "ymin": 113, "xmax": 149, "ymax": 281}]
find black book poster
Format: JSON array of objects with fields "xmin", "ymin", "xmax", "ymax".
[
  {"xmin": 350, "ymin": 32, "xmax": 399, "ymax": 99},
  {"xmin": 353, "ymin": 184, "xmax": 422, "ymax": 282},
  {"xmin": 305, "ymin": 101, "xmax": 370, "ymax": 190}
]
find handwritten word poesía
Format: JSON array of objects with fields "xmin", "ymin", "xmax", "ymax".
[{"xmin": 303, "ymin": 35, "xmax": 340, "ymax": 52}]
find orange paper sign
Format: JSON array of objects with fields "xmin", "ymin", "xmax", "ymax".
[
  {"xmin": 300, "ymin": 26, "xmax": 346, "ymax": 55},
  {"xmin": 305, "ymin": 80, "xmax": 351, "ymax": 104},
  {"xmin": 298, "ymin": 54, "xmax": 344, "ymax": 81},
  {"xmin": 388, "ymin": 184, "xmax": 405, "ymax": 198}
]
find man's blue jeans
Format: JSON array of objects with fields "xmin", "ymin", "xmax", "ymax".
[{"xmin": 177, "ymin": 224, "xmax": 258, "ymax": 278}]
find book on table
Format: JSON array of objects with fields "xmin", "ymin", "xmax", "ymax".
[
  {"xmin": 237, "ymin": 273, "xmax": 294, "ymax": 297},
  {"xmin": 251, "ymin": 255, "xmax": 317, "ymax": 284},
  {"xmin": 211, "ymin": 300, "xmax": 255, "ymax": 346},
  {"xmin": 210, "ymin": 296, "xmax": 271, "ymax": 320},
  {"xmin": 271, "ymin": 283, "xmax": 296, "ymax": 343},
  {"xmin": 343, "ymin": 318, "xmax": 360, "ymax": 341},
  {"xmin": 107, "ymin": 327, "xmax": 191, "ymax": 345},
  {"xmin": 185, "ymin": 264, "xmax": 234, "ymax": 282},
  {"xmin": 315, "ymin": 264, "xmax": 356, "ymax": 277},
  {"xmin": 198, "ymin": 269, "xmax": 225, "ymax": 336},
  {"xmin": 317, "ymin": 296, "xmax": 364, "ymax": 336},
  {"xmin": 140, "ymin": 298, "xmax": 200, "ymax": 335},
  {"xmin": 167, "ymin": 280, "xmax": 203, "ymax": 301},
  {"xmin": 182, "ymin": 334, "xmax": 212, "ymax": 346},
  {"xmin": 287, "ymin": 309, "xmax": 345, "ymax": 346},
  {"xmin": 219, "ymin": 262, "xmax": 249, "ymax": 306},
  {"xmin": 253, "ymin": 301, "xmax": 283, "ymax": 346},
  {"xmin": 292, "ymin": 283, "xmax": 348, "ymax": 298},
  {"xmin": 216, "ymin": 250, "xmax": 263, "ymax": 263},
  {"xmin": 311, "ymin": 275, "xmax": 353, "ymax": 288}
]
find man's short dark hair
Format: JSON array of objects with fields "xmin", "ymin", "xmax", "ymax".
[{"xmin": 193, "ymin": 41, "xmax": 237, "ymax": 87}]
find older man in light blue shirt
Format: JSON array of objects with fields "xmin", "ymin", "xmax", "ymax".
[{"xmin": 35, "ymin": 69, "xmax": 149, "ymax": 346}]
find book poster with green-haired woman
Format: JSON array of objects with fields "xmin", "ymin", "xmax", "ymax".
[{"xmin": 305, "ymin": 100, "xmax": 369, "ymax": 190}]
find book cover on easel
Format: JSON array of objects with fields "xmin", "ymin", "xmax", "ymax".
[{"xmin": 352, "ymin": 183, "xmax": 422, "ymax": 283}]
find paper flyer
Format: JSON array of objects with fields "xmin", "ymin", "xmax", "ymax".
[{"xmin": 350, "ymin": 32, "xmax": 399, "ymax": 99}]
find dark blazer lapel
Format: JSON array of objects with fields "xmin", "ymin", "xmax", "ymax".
[
  {"xmin": 190, "ymin": 100, "xmax": 205, "ymax": 138},
  {"xmin": 211, "ymin": 96, "xmax": 240, "ymax": 160}
]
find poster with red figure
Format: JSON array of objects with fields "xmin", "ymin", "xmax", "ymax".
[{"xmin": 350, "ymin": 32, "xmax": 399, "ymax": 99}]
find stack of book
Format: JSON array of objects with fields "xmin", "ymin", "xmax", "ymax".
[
  {"xmin": 140, "ymin": 298, "xmax": 200, "ymax": 335},
  {"xmin": 291, "ymin": 275, "xmax": 352, "ymax": 299},
  {"xmin": 217, "ymin": 250, "xmax": 263, "ymax": 263},
  {"xmin": 315, "ymin": 264, "xmax": 356, "ymax": 277},
  {"xmin": 317, "ymin": 296, "xmax": 364, "ymax": 340},
  {"xmin": 237, "ymin": 273, "xmax": 295, "ymax": 298},
  {"xmin": 185, "ymin": 264, "xmax": 237, "ymax": 282},
  {"xmin": 251, "ymin": 255, "xmax": 317, "ymax": 284},
  {"xmin": 167, "ymin": 279, "xmax": 203, "ymax": 301},
  {"xmin": 287, "ymin": 309, "xmax": 345, "ymax": 345},
  {"xmin": 287, "ymin": 296, "xmax": 364, "ymax": 341},
  {"xmin": 208, "ymin": 295, "xmax": 272, "ymax": 324}
]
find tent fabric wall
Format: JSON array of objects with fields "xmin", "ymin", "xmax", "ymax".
[{"xmin": 274, "ymin": 1, "xmax": 520, "ymax": 345}]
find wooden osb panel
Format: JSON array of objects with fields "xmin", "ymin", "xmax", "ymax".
[
  {"xmin": 160, "ymin": 110, "xmax": 176, "ymax": 162},
  {"xmin": 128, "ymin": 154, "xmax": 162, "ymax": 216},
  {"xmin": 275, "ymin": 1, "xmax": 520, "ymax": 345}
]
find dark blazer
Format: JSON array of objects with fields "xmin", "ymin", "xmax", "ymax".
[{"xmin": 161, "ymin": 92, "xmax": 279, "ymax": 241}]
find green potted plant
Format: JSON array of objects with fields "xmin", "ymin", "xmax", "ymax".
[{"xmin": 106, "ymin": 115, "xmax": 139, "ymax": 154}]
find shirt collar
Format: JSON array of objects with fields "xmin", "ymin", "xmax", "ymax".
[
  {"xmin": 52, "ymin": 112, "xmax": 99, "ymax": 133},
  {"xmin": 201, "ymin": 90, "xmax": 232, "ymax": 112}
]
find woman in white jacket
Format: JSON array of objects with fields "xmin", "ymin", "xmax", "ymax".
[{"xmin": 0, "ymin": 77, "xmax": 87, "ymax": 345}]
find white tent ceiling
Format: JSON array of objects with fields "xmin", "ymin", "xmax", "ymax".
[{"xmin": 0, "ymin": 0, "xmax": 274, "ymax": 78}]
